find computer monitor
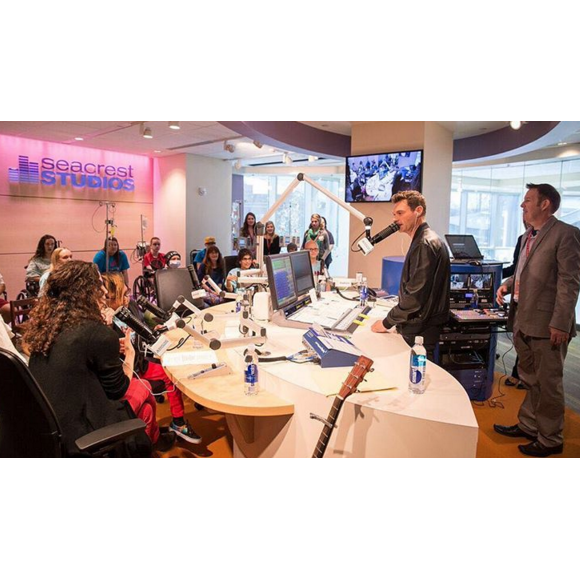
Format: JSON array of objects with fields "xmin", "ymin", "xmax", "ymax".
[
  {"xmin": 289, "ymin": 250, "xmax": 315, "ymax": 297},
  {"xmin": 445, "ymin": 234, "xmax": 484, "ymax": 260},
  {"xmin": 450, "ymin": 273, "xmax": 469, "ymax": 290},
  {"xmin": 470, "ymin": 273, "xmax": 493, "ymax": 289},
  {"xmin": 265, "ymin": 254, "xmax": 297, "ymax": 311}
]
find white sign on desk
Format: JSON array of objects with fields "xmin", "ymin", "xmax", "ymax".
[{"xmin": 162, "ymin": 351, "xmax": 219, "ymax": 367}]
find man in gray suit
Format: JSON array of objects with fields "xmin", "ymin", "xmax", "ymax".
[{"xmin": 494, "ymin": 183, "xmax": 580, "ymax": 457}]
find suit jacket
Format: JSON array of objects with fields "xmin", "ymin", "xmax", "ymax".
[
  {"xmin": 502, "ymin": 233, "xmax": 523, "ymax": 279},
  {"xmin": 506, "ymin": 216, "xmax": 580, "ymax": 338}
]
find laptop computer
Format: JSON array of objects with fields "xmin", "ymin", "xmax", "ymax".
[{"xmin": 445, "ymin": 234, "xmax": 484, "ymax": 263}]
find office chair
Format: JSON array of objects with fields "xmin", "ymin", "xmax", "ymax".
[
  {"xmin": 154, "ymin": 268, "xmax": 204, "ymax": 313},
  {"xmin": 224, "ymin": 255, "xmax": 238, "ymax": 276},
  {"xmin": 0, "ymin": 347, "xmax": 148, "ymax": 458},
  {"xmin": 189, "ymin": 250, "xmax": 199, "ymax": 265}
]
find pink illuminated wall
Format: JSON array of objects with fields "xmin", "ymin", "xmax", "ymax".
[{"xmin": 0, "ymin": 135, "xmax": 153, "ymax": 296}]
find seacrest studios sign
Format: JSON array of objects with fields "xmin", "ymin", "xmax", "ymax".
[{"xmin": 8, "ymin": 154, "xmax": 135, "ymax": 191}]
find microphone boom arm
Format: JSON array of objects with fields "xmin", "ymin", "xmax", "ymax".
[{"xmin": 256, "ymin": 172, "xmax": 371, "ymax": 270}]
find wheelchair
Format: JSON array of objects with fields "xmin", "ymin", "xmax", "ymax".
[
  {"xmin": 132, "ymin": 269, "xmax": 157, "ymax": 303},
  {"xmin": 16, "ymin": 279, "xmax": 40, "ymax": 301}
]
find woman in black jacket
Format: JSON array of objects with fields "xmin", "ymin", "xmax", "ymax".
[{"xmin": 22, "ymin": 261, "xmax": 168, "ymax": 455}]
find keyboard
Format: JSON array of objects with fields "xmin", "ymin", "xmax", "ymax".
[
  {"xmin": 288, "ymin": 300, "xmax": 371, "ymax": 333},
  {"xmin": 332, "ymin": 305, "xmax": 371, "ymax": 332}
]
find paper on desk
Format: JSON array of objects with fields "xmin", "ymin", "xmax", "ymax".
[
  {"xmin": 162, "ymin": 350, "xmax": 219, "ymax": 367},
  {"xmin": 224, "ymin": 321, "xmax": 242, "ymax": 339},
  {"xmin": 311, "ymin": 366, "xmax": 396, "ymax": 397}
]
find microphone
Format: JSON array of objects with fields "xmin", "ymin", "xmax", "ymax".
[
  {"xmin": 357, "ymin": 222, "xmax": 400, "ymax": 256},
  {"xmin": 136, "ymin": 295, "xmax": 169, "ymax": 321},
  {"xmin": 369, "ymin": 222, "xmax": 400, "ymax": 245},
  {"xmin": 114, "ymin": 306, "xmax": 159, "ymax": 343},
  {"xmin": 187, "ymin": 264, "xmax": 202, "ymax": 290},
  {"xmin": 167, "ymin": 296, "xmax": 185, "ymax": 317},
  {"xmin": 114, "ymin": 306, "xmax": 172, "ymax": 357},
  {"xmin": 188, "ymin": 264, "xmax": 207, "ymax": 299}
]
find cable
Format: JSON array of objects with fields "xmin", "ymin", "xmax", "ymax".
[
  {"xmin": 120, "ymin": 359, "xmax": 178, "ymax": 395},
  {"xmin": 486, "ymin": 332, "xmax": 516, "ymax": 409},
  {"xmin": 91, "ymin": 204, "xmax": 106, "ymax": 233},
  {"xmin": 166, "ymin": 335, "xmax": 190, "ymax": 351},
  {"xmin": 350, "ymin": 232, "xmax": 367, "ymax": 254},
  {"xmin": 335, "ymin": 287, "xmax": 359, "ymax": 302},
  {"xmin": 258, "ymin": 349, "xmax": 319, "ymax": 365}
]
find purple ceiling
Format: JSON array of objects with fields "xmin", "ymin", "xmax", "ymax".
[
  {"xmin": 219, "ymin": 121, "xmax": 350, "ymax": 158},
  {"xmin": 219, "ymin": 121, "xmax": 561, "ymax": 162}
]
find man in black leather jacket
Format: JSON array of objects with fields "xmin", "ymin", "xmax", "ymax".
[{"xmin": 371, "ymin": 190, "xmax": 450, "ymax": 361}]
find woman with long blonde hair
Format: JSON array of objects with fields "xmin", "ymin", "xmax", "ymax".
[{"xmin": 38, "ymin": 247, "xmax": 73, "ymax": 294}]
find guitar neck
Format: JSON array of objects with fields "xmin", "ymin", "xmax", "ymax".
[{"xmin": 312, "ymin": 396, "xmax": 345, "ymax": 459}]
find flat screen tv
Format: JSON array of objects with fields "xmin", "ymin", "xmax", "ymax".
[{"xmin": 345, "ymin": 149, "xmax": 423, "ymax": 202}]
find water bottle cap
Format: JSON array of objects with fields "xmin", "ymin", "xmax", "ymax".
[{"xmin": 416, "ymin": 336, "xmax": 424, "ymax": 345}]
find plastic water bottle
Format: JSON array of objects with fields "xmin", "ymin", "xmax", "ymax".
[
  {"xmin": 244, "ymin": 350, "xmax": 259, "ymax": 396},
  {"xmin": 409, "ymin": 336, "xmax": 427, "ymax": 394},
  {"xmin": 359, "ymin": 276, "xmax": 368, "ymax": 307},
  {"xmin": 317, "ymin": 275, "xmax": 326, "ymax": 298}
]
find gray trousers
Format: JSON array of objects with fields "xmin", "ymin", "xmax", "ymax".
[{"xmin": 514, "ymin": 329, "xmax": 568, "ymax": 447}]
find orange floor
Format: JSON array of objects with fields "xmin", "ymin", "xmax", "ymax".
[{"xmin": 155, "ymin": 373, "xmax": 580, "ymax": 458}]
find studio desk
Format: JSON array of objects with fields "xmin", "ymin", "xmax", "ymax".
[{"xmin": 162, "ymin": 298, "xmax": 478, "ymax": 458}]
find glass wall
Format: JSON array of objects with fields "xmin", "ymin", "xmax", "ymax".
[
  {"xmin": 242, "ymin": 172, "xmax": 349, "ymax": 275},
  {"xmin": 452, "ymin": 155, "xmax": 580, "ymax": 317}
]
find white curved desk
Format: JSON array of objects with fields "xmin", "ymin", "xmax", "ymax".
[{"xmin": 162, "ymin": 299, "xmax": 479, "ymax": 458}]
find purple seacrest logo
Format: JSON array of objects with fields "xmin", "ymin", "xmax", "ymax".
[
  {"xmin": 8, "ymin": 155, "xmax": 40, "ymax": 184},
  {"xmin": 8, "ymin": 155, "xmax": 135, "ymax": 191}
]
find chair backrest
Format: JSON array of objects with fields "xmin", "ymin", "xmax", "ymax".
[
  {"xmin": 154, "ymin": 268, "xmax": 204, "ymax": 312},
  {"xmin": 0, "ymin": 346, "xmax": 64, "ymax": 458},
  {"xmin": 189, "ymin": 249, "xmax": 199, "ymax": 265},
  {"xmin": 10, "ymin": 298, "xmax": 38, "ymax": 335},
  {"xmin": 224, "ymin": 255, "xmax": 238, "ymax": 276}
]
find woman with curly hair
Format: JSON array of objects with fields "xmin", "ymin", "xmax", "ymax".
[
  {"xmin": 198, "ymin": 245, "xmax": 226, "ymax": 305},
  {"xmin": 22, "ymin": 261, "xmax": 172, "ymax": 456}
]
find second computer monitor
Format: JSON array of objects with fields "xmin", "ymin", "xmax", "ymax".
[
  {"xmin": 289, "ymin": 250, "xmax": 315, "ymax": 297},
  {"xmin": 265, "ymin": 254, "xmax": 297, "ymax": 311}
]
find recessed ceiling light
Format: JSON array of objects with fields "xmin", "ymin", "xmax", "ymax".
[
  {"xmin": 510, "ymin": 121, "xmax": 522, "ymax": 130},
  {"xmin": 75, "ymin": 137, "xmax": 84, "ymax": 141},
  {"xmin": 154, "ymin": 150, "xmax": 162, "ymax": 153},
  {"xmin": 558, "ymin": 142, "xmax": 568, "ymax": 146},
  {"xmin": 143, "ymin": 126, "xmax": 153, "ymax": 139},
  {"xmin": 168, "ymin": 122, "xmax": 180, "ymax": 130}
]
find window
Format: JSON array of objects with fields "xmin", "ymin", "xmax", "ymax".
[
  {"xmin": 243, "ymin": 173, "xmax": 349, "ymax": 275},
  {"xmin": 452, "ymin": 155, "xmax": 580, "ymax": 319}
]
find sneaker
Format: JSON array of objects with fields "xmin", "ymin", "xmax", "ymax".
[{"xmin": 170, "ymin": 420, "xmax": 202, "ymax": 444}]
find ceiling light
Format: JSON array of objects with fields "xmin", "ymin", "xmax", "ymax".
[
  {"xmin": 141, "ymin": 124, "xmax": 153, "ymax": 139},
  {"xmin": 308, "ymin": 155, "xmax": 318, "ymax": 162},
  {"xmin": 224, "ymin": 141, "xmax": 236, "ymax": 153},
  {"xmin": 253, "ymin": 140, "xmax": 263, "ymax": 149},
  {"xmin": 154, "ymin": 150, "xmax": 162, "ymax": 153},
  {"xmin": 558, "ymin": 142, "xmax": 568, "ymax": 146},
  {"xmin": 169, "ymin": 122, "xmax": 180, "ymax": 130},
  {"xmin": 74, "ymin": 137, "xmax": 84, "ymax": 141},
  {"xmin": 510, "ymin": 121, "xmax": 522, "ymax": 130}
]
